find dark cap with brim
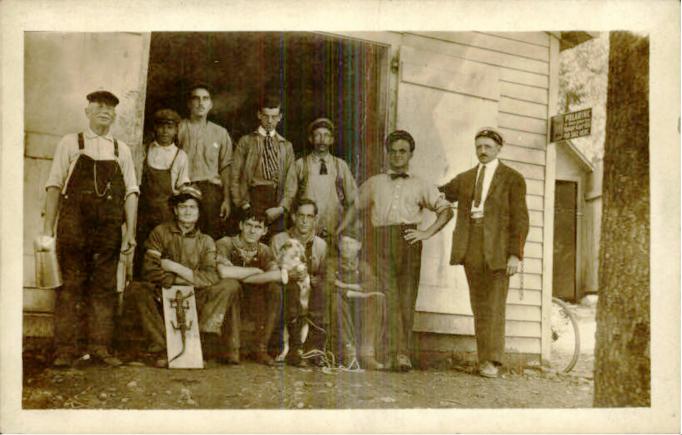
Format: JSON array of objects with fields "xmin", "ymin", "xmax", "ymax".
[
  {"xmin": 87, "ymin": 90, "xmax": 120, "ymax": 106},
  {"xmin": 475, "ymin": 126, "xmax": 504, "ymax": 146},
  {"xmin": 153, "ymin": 108, "xmax": 181, "ymax": 125}
]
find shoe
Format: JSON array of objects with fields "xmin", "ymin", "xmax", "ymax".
[
  {"xmin": 360, "ymin": 356, "xmax": 385, "ymax": 371},
  {"xmin": 396, "ymin": 354, "xmax": 412, "ymax": 372},
  {"xmin": 479, "ymin": 361, "xmax": 499, "ymax": 378},
  {"xmin": 52, "ymin": 354, "xmax": 73, "ymax": 368},
  {"xmin": 217, "ymin": 351, "xmax": 240, "ymax": 365},
  {"xmin": 146, "ymin": 343, "xmax": 165, "ymax": 354},
  {"xmin": 154, "ymin": 356, "xmax": 168, "ymax": 369},
  {"xmin": 254, "ymin": 350, "xmax": 276, "ymax": 366},
  {"xmin": 286, "ymin": 352, "xmax": 309, "ymax": 368},
  {"xmin": 88, "ymin": 346, "xmax": 123, "ymax": 367}
]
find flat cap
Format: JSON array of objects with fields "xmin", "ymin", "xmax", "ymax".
[
  {"xmin": 87, "ymin": 90, "xmax": 120, "ymax": 106},
  {"xmin": 475, "ymin": 126, "xmax": 504, "ymax": 146},
  {"xmin": 308, "ymin": 117, "xmax": 335, "ymax": 135},
  {"xmin": 170, "ymin": 184, "xmax": 203, "ymax": 205},
  {"xmin": 153, "ymin": 108, "xmax": 181, "ymax": 125}
]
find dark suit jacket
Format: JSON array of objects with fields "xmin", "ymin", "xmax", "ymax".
[{"xmin": 439, "ymin": 161, "xmax": 529, "ymax": 271}]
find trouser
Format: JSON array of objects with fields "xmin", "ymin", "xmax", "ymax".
[
  {"xmin": 368, "ymin": 224, "xmax": 422, "ymax": 361},
  {"xmin": 247, "ymin": 282, "xmax": 283, "ymax": 352},
  {"xmin": 329, "ymin": 290, "xmax": 386, "ymax": 361},
  {"xmin": 54, "ymin": 244, "xmax": 120, "ymax": 355},
  {"xmin": 281, "ymin": 280, "xmax": 328, "ymax": 353},
  {"xmin": 463, "ymin": 219, "xmax": 510, "ymax": 365},
  {"xmin": 128, "ymin": 278, "xmax": 241, "ymax": 356},
  {"xmin": 194, "ymin": 180, "xmax": 226, "ymax": 241},
  {"xmin": 249, "ymin": 185, "xmax": 286, "ymax": 243}
]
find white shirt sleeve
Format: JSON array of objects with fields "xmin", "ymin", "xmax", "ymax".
[
  {"xmin": 116, "ymin": 142, "xmax": 140, "ymax": 196},
  {"xmin": 44, "ymin": 134, "xmax": 76, "ymax": 191}
]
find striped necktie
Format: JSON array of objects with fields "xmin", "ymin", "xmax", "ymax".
[{"xmin": 262, "ymin": 134, "xmax": 280, "ymax": 181}]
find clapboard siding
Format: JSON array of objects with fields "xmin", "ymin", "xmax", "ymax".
[
  {"xmin": 526, "ymin": 179, "xmax": 544, "ymax": 196},
  {"xmin": 499, "ymin": 127, "xmax": 548, "ymax": 150},
  {"xmin": 418, "ymin": 304, "xmax": 542, "ymax": 323},
  {"xmin": 500, "ymin": 144, "xmax": 545, "ymax": 166},
  {"xmin": 483, "ymin": 32, "xmax": 550, "ymax": 48},
  {"xmin": 402, "ymin": 34, "xmax": 549, "ymax": 75},
  {"xmin": 498, "ymin": 112, "xmax": 548, "ymax": 135},
  {"xmin": 414, "ymin": 313, "xmax": 541, "ymax": 337},
  {"xmin": 508, "ymin": 289, "xmax": 542, "ymax": 306},
  {"xmin": 504, "ymin": 160, "xmax": 545, "ymax": 180},
  {"xmin": 418, "ymin": 333, "xmax": 541, "ymax": 355},
  {"xmin": 500, "ymin": 81, "xmax": 549, "ymax": 104},
  {"xmin": 525, "ymin": 242, "xmax": 543, "ymax": 259},
  {"xmin": 25, "ymin": 131, "xmax": 62, "ymax": 159},
  {"xmin": 417, "ymin": 32, "xmax": 550, "ymax": 62},
  {"xmin": 527, "ymin": 194, "xmax": 543, "ymax": 211},
  {"xmin": 529, "ymin": 210, "xmax": 543, "ymax": 226},
  {"xmin": 499, "ymin": 68, "xmax": 548, "ymax": 88},
  {"xmin": 499, "ymin": 96, "xmax": 547, "ymax": 120},
  {"xmin": 510, "ymin": 273, "xmax": 542, "ymax": 290}
]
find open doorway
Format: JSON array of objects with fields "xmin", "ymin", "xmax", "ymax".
[{"xmin": 143, "ymin": 32, "xmax": 389, "ymax": 183}]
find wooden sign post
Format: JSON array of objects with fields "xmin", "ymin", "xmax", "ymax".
[{"xmin": 162, "ymin": 285, "xmax": 203, "ymax": 369}]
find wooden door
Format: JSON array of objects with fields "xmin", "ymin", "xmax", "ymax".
[{"xmin": 552, "ymin": 180, "xmax": 578, "ymax": 301}]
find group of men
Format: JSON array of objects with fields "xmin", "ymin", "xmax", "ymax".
[{"xmin": 38, "ymin": 85, "xmax": 528, "ymax": 378}]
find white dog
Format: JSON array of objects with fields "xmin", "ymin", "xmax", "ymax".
[{"xmin": 274, "ymin": 238, "xmax": 312, "ymax": 362}]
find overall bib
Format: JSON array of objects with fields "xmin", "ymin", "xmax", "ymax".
[
  {"xmin": 54, "ymin": 133, "xmax": 125, "ymax": 355},
  {"xmin": 133, "ymin": 149, "xmax": 178, "ymax": 277}
]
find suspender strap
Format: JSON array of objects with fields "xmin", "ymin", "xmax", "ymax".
[
  {"xmin": 170, "ymin": 148, "xmax": 179, "ymax": 168},
  {"xmin": 78, "ymin": 132, "xmax": 84, "ymax": 150},
  {"xmin": 114, "ymin": 138, "xmax": 119, "ymax": 157}
]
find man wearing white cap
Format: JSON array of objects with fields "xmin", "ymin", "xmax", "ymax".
[{"xmin": 439, "ymin": 126, "xmax": 529, "ymax": 378}]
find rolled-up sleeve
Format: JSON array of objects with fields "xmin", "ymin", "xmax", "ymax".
[
  {"xmin": 118, "ymin": 143, "xmax": 140, "ymax": 197},
  {"xmin": 354, "ymin": 177, "xmax": 374, "ymax": 211},
  {"xmin": 339, "ymin": 159, "xmax": 358, "ymax": 207},
  {"xmin": 422, "ymin": 181, "xmax": 450, "ymax": 214},
  {"xmin": 193, "ymin": 235, "xmax": 219, "ymax": 288},
  {"xmin": 45, "ymin": 135, "xmax": 74, "ymax": 191},
  {"xmin": 173, "ymin": 150, "xmax": 191, "ymax": 192}
]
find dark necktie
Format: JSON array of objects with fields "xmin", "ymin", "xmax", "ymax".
[
  {"xmin": 262, "ymin": 135, "xmax": 279, "ymax": 181},
  {"xmin": 474, "ymin": 164, "xmax": 486, "ymax": 207},
  {"xmin": 390, "ymin": 172, "xmax": 409, "ymax": 180},
  {"xmin": 320, "ymin": 158, "xmax": 328, "ymax": 175}
]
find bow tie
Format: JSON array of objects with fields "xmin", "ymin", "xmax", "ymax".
[{"xmin": 390, "ymin": 173, "xmax": 409, "ymax": 180}]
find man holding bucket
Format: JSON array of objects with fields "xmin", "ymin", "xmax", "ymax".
[{"xmin": 38, "ymin": 90, "xmax": 139, "ymax": 368}]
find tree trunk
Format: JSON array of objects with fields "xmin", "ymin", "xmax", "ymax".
[{"xmin": 593, "ymin": 32, "xmax": 650, "ymax": 407}]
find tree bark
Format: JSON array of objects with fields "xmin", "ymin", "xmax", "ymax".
[{"xmin": 593, "ymin": 32, "xmax": 650, "ymax": 407}]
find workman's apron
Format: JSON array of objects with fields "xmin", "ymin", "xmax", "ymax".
[
  {"xmin": 57, "ymin": 133, "xmax": 125, "ymax": 251},
  {"xmin": 134, "ymin": 148, "xmax": 178, "ymax": 277},
  {"xmin": 139, "ymin": 149, "xmax": 178, "ymax": 231}
]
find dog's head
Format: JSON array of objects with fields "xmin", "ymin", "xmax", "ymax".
[{"xmin": 277, "ymin": 238, "xmax": 307, "ymax": 272}]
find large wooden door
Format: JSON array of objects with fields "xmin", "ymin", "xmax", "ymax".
[
  {"xmin": 395, "ymin": 45, "xmax": 499, "ymax": 323},
  {"xmin": 552, "ymin": 180, "xmax": 578, "ymax": 301}
]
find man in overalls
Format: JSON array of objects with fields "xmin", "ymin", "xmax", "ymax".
[
  {"xmin": 230, "ymin": 95, "xmax": 294, "ymax": 243},
  {"xmin": 282, "ymin": 118, "xmax": 357, "ymax": 244},
  {"xmin": 133, "ymin": 109, "xmax": 190, "ymax": 277},
  {"xmin": 40, "ymin": 90, "xmax": 139, "ymax": 368}
]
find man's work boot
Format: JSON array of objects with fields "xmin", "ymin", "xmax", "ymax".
[
  {"xmin": 88, "ymin": 345, "xmax": 123, "ymax": 367},
  {"xmin": 479, "ymin": 361, "xmax": 499, "ymax": 378},
  {"xmin": 396, "ymin": 353, "xmax": 413, "ymax": 372},
  {"xmin": 217, "ymin": 350, "xmax": 240, "ymax": 365},
  {"xmin": 254, "ymin": 349, "xmax": 276, "ymax": 366},
  {"xmin": 286, "ymin": 350, "xmax": 309, "ymax": 368},
  {"xmin": 52, "ymin": 353, "xmax": 73, "ymax": 369}
]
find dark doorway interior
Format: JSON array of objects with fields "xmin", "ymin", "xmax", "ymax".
[
  {"xmin": 553, "ymin": 180, "xmax": 578, "ymax": 301},
  {"xmin": 144, "ymin": 32, "xmax": 387, "ymax": 184}
]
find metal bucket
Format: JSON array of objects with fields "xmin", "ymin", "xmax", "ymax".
[{"xmin": 34, "ymin": 237, "xmax": 62, "ymax": 289}]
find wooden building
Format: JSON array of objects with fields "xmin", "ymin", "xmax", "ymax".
[{"xmin": 23, "ymin": 31, "xmax": 594, "ymax": 365}]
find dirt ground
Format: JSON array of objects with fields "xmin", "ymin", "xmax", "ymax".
[{"xmin": 23, "ymin": 300, "xmax": 596, "ymax": 410}]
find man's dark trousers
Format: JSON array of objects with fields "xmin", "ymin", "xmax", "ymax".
[{"xmin": 463, "ymin": 218, "xmax": 509, "ymax": 365}]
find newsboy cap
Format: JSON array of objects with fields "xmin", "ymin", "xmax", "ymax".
[
  {"xmin": 475, "ymin": 126, "xmax": 504, "ymax": 146},
  {"xmin": 153, "ymin": 108, "xmax": 181, "ymax": 125},
  {"xmin": 170, "ymin": 184, "xmax": 203, "ymax": 206},
  {"xmin": 86, "ymin": 90, "xmax": 120, "ymax": 106},
  {"xmin": 308, "ymin": 117, "xmax": 335, "ymax": 135}
]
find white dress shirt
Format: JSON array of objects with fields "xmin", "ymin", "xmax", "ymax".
[{"xmin": 470, "ymin": 158, "xmax": 499, "ymax": 218}]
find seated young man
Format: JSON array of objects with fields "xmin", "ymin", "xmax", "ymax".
[
  {"xmin": 327, "ymin": 230, "xmax": 386, "ymax": 370},
  {"xmin": 271, "ymin": 198, "xmax": 328, "ymax": 368},
  {"xmin": 127, "ymin": 185, "xmax": 240, "ymax": 367},
  {"xmin": 214, "ymin": 211, "xmax": 291, "ymax": 366}
]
